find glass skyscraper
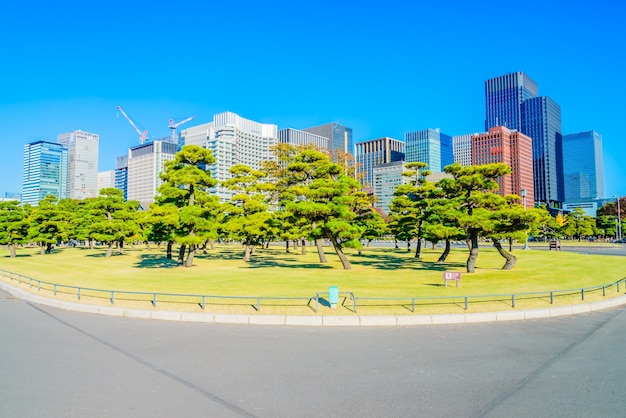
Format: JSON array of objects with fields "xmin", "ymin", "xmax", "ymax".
[
  {"xmin": 485, "ymin": 72, "xmax": 538, "ymax": 131},
  {"xmin": 22, "ymin": 140, "xmax": 68, "ymax": 206},
  {"xmin": 485, "ymin": 72, "xmax": 563, "ymax": 206},
  {"xmin": 302, "ymin": 122, "xmax": 354, "ymax": 155},
  {"xmin": 404, "ymin": 128, "xmax": 453, "ymax": 173},
  {"xmin": 562, "ymin": 131, "xmax": 604, "ymax": 202},
  {"xmin": 521, "ymin": 96, "xmax": 564, "ymax": 204},
  {"xmin": 355, "ymin": 137, "xmax": 404, "ymax": 189}
]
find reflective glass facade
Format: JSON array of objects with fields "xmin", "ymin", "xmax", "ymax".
[
  {"xmin": 22, "ymin": 140, "xmax": 68, "ymax": 206},
  {"xmin": 302, "ymin": 122, "xmax": 354, "ymax": 155},
  {"xmin": 521, "ymin": 96, "xmax": 564, "ymax": 204},
  {"xmin": 404, "ymin": 128, "xmax": 453, "ymax": 173},
  {"xmin": 485, "ymin": 72, "xmax": 538, "ymax": 131},
  {"xmin": 562, "ymin": 131, "xmax": 604, "ymax": 201},
  {"xmin": 355, "ymin": 137, "xmax": 404, "ymax": 188}
]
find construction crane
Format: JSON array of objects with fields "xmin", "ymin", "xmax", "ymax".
[
  {"xmin": 116, "ymin": 105, "xmax": 149, "ymax": 144},
  {"xmin": 168, "ymin": 115, "xmax": 195, "ymax": 143}
]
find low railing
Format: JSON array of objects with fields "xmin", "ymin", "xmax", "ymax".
[{"xmin": 1, "ymin": 269, "xmax": 624, "ymax": 314}]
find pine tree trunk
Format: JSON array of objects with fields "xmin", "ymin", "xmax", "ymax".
[
  {"xmin": 492, "ymin": 238, "xmax": 517, "ymax": 270},
  {"xmin": 285, "ymin": 241, "xmax": 290, "ymax": 253},
  {"xmin": 9, "ymin": 244, "xmax": 16, "ymax": 258},
  {"xmin": 166, "ymin": 241, "xmax": 173, "ymax": 259},
  {"xmin": 466, "ymin": 231, "xmax": 479, "ymax": 273},
  {"xmin": 508, "ymin": 238, "xmax": 513, "ymax": 252},
  {"xmin": 301, "ymin": 239, "xmax": 307, "ymax": 255},
  {"xmin": 178, "ymin": 244, "xmax": 186, "ymax": 265},
  {"xmin": 330, "ymin": 236, "xmax": 351, "ymax": 270},
  {"xmin": 118, "ymin": 240, "xmax": 124, "ymax": 255},
  {"xmin": 315, "ymin": 239, "xmax": 327, "ymax": 263},
  {"xmin": 243, "ymin": 244, "xmax": 252, "ymax": 262},
  {"xmin": 414, "ymin": 238, "xmax": 422, "ymax": 259},
  {"xmin": 437, "ymin": 239, "xmax": 451, "ymax": 263},
  {"xmin": 105, "ymin": 242, "xmax": 113, "ymax": 258},
  {"xmin": 185, "ymin": 244, "xmax": 195, "ymax": 267}
]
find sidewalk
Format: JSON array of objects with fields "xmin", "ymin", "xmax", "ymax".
[{"xmin": 2, "ymin": 280, "xmax": 625, "ymax": 327}]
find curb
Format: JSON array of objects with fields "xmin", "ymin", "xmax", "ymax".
[{"xmin": 2, "ymin": 281, "xmax": 625, "ymax": 327}]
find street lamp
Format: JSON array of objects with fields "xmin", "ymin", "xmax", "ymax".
[
  {"xmin": 617, "ymin": 196, "xmax": 623, "ymax": 241},
  {"xmin": 521, "ymin": 189, "xmax": 530, "ymax": 250}
]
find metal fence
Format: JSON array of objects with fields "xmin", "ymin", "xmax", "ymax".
[{"xmin": 1, "ymin": 269, "xmax": 624, "ymax": 314}]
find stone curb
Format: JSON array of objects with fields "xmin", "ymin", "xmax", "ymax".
[{"xmin": 2, "ymin": 281, "xmax": 625, "ymax": 327}]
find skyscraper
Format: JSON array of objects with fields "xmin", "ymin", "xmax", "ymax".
[
  {"xmin": 452, "ymin": 134, "xmax": 474, "ymax": 167},
  {"xmin": 404, "ymin": 128, "xmax": 453, "ymax": 173},
  {"xmin": 485, "ymin": 72, "xmax": 538, "ymax": 131},
  {"xmin": 472, "ymin": 126, "xmax": 535, "ymax": 206},
  {"xmin": 562, "ymin": 131, "xmax": 604, "ymax": 202},
  {"xmin": 22, "ymin": 140, "xmax": 68, "ymax": 206},
  {"xmin": 355, "ymin": 137, "xmax": 404, "ymax": 189},
  {"xmin": 485, "ymin": 72, "xmax": 563, "ymax": 206},
  {"xmin": 521, "ymin": 96, "xmax": 564, "ymax": 204},
  {"xmin": 127, "ymin": 140, "xmax": 178, "ymax": 207},
  {"xmin": 115, "ymin": 155, "xmax": 129, "ymax": 200},
  {"xmin": 181, "ymin": 112, "xmax": 279, "ymax": 202},
  {"xmin": 278, "ymin": 128, "xmax": 328, "ymax": 150},
  {"xmin": 302, "ymin": 122, "xmax": 353, "ymax": 155},
  {"xmin": 373, "ymin": 161, "xmax": 410, "ymax": 214},
  {"xmin": 57, "ymin": 130, "xmax": 99, "ymax": 199}
]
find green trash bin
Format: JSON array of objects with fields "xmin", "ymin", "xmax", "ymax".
[{"xmin": 329, "ymin": 286, "xmax": 338, "ymax": 309}]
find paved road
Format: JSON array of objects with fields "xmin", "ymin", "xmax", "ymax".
[{"xmin": 1, "ymin": 288, "xmax": 625, "ymax": 417}]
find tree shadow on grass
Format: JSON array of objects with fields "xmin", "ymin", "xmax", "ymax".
[
  {"xmin": 2, "ymin": 254, "xmax": 33, "ymax": 258},
  {"xmin": 350, "ymin": 253, "xmax": 465, "ymax": 271},
  {"xmin": 133, "ymin": 254, "xmax": 179, "ymax": 269}
]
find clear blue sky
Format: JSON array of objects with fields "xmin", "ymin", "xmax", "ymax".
[{"xmin": 2, "ymin": 0, "xmax": 624, "ymax": 199}]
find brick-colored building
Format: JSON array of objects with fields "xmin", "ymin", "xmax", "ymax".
[{"xmin": 472, "ymin": 126, "xmax": 534, "ymax": 207}]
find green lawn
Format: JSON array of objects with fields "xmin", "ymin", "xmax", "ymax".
[{"xmin": 1, "ymin": 243, "xmax": 625, "ymax": 315}]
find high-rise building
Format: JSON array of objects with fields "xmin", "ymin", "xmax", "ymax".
[
  {"xmin": 181, "ymin": 111, "xmax": 279, "ymax": 202},
  {"xmin": 485, "ymin": 72, "xmax": 538, "ymax": 131},
  {"xmin": 278, "ymin": 128, "xmax": 328, "ymax": 150},
  {"xmin": 22, "ymin": 140, "xmax": 68, "ymax": 206},
  {"xmin": 355, "ymin": 137, "xmax": 404, "ymax": 189},
  {"xmin": 472, "ymin": 126, "xmax": 535, "ymax": 206},
  {"xmin": 115, "ymin": 155, "xmax": 129, "ymax": 200},
  {"xmin": 127, "ymin": 140, "xmax": 178, "ymax": 208},
  {"xmin": 485, "ymin": 72, "xmax": 563, "ymax": 206},
  {"xmin": 562, "ymin": 131, "xmax": 604, "ymax": 202},
  {"xmin": 404, "ymin": 128, "xmax": 453, "ymax": 173},
  {"xmin": 98, "ymin": 170, "xmax": 116, "ymax": 193},
  {"xmin": 452, "ymin": 134, "xmax": 474, "ymax": 167},
  {"xmin": 302, "ymin": 122, "xmax": 353, "ymax": 155},
  {"xmin": 57, "ymin": 130, "xmax": 99, "ymax": 199},
  {"xmin": 521, "ymin": 96, "xmax": 564, "ymax": 204},
  {"xmin": 372, "ymin": 161, "xmax": 411, "ymax": 215}
]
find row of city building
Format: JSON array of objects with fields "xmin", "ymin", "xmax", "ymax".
[{"xmin": 18, "ymin": 72, "xmax": 606, "ymax": 217}]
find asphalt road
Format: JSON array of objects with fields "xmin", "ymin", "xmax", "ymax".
[{"xmin": 1, "ymin": 288, "xmax": 625, "ymax": 417}]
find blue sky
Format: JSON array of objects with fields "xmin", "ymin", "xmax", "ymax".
[{"xmin": 2, "ymin": 0, "xmax": 624, "ymax": 199}]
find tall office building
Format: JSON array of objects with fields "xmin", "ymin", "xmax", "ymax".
[
  {"xmin": 452, "ymin": 134, "xmax": 474, "ymax": 167},
  {"xmin": 472, "ymin": 126, "xmax": 535, "ymax": 206},
  {"xmin": 98, "ymin": 171, "xmax": 116, "ymax": 193},
  {"xmin": 521, "ymin": 96, "xmax": 564, "ymax": 204},
  {"xmin": 404, "ymin": 128, "xmax": 453, "ymax": 173},
  {"xmin": 562, "ymin": 131, "xmax": 604, "ymax": 202},
  {"xmin": 115, "ymin": 155, "xmax": 129, "ymax": 200},
  {"xmin": 372, "ymin": 161, "xmax": 411, "ymax": 214},
  {"xmin": 57, "ymin": 130, "xmax": 99, "ymax": 199},
  {"xmin": 485, "ymin": 72, "xmax": 538, "ymax": 131},
  {"xmin": 485, "ymin": 72, "xmax": 563, "ymax": 206},
  {"xmin": 22, "ymin": 140, "xmax": 68, "ymax": 206},
  {"xmin": 302, "ymin": 122, "xmax": 353, "ymax": 155},
  {"xmin": 355, "ymin": 137, "xmax": 404, "ymax": 189},
  {"xmin": 127, "ymin": 140, "xmax": 178, "ymax": 207},
  {"xmin": 181, "ymin": 111, "xmax": 278, "ymax": 202},
  {"xmin": 278, "ymin": 128, "xmax": 328, "ymax": 150}
]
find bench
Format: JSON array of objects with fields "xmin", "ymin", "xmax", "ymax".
[
  {"xmin": 549, "ymin": 240, "xmax": 561, "ymax": 251},
  {"xmin": 443, "ymin": 272, "xmax": 461, "ymax": 287}
]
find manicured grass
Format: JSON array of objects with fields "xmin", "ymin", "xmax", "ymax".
[{"xmin": 1, "ymin": 243, "xmax": 625, "ymax": 315}]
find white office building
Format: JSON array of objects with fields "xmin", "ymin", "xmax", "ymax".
[
  {"xmin": 181, "ymin": 111, "xmax": 278, "ymax": 202},
  {"xmin": 97, "ymin": 170, "xmax": 116, "ymax": 193},
  {"xmin": 373, "ymin": 161, "xmax": 411, "ymax": 215},
  {"xmin": 127, "ymin": 139, "xmax": 178, "ymax": 208},
  {"xmin": 57, "ymin": 130, "xmax": 99, "ymax": 199},
  {"xmin": 452, "ymin": 133, "xmax": 474, "ymax": 167}
]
